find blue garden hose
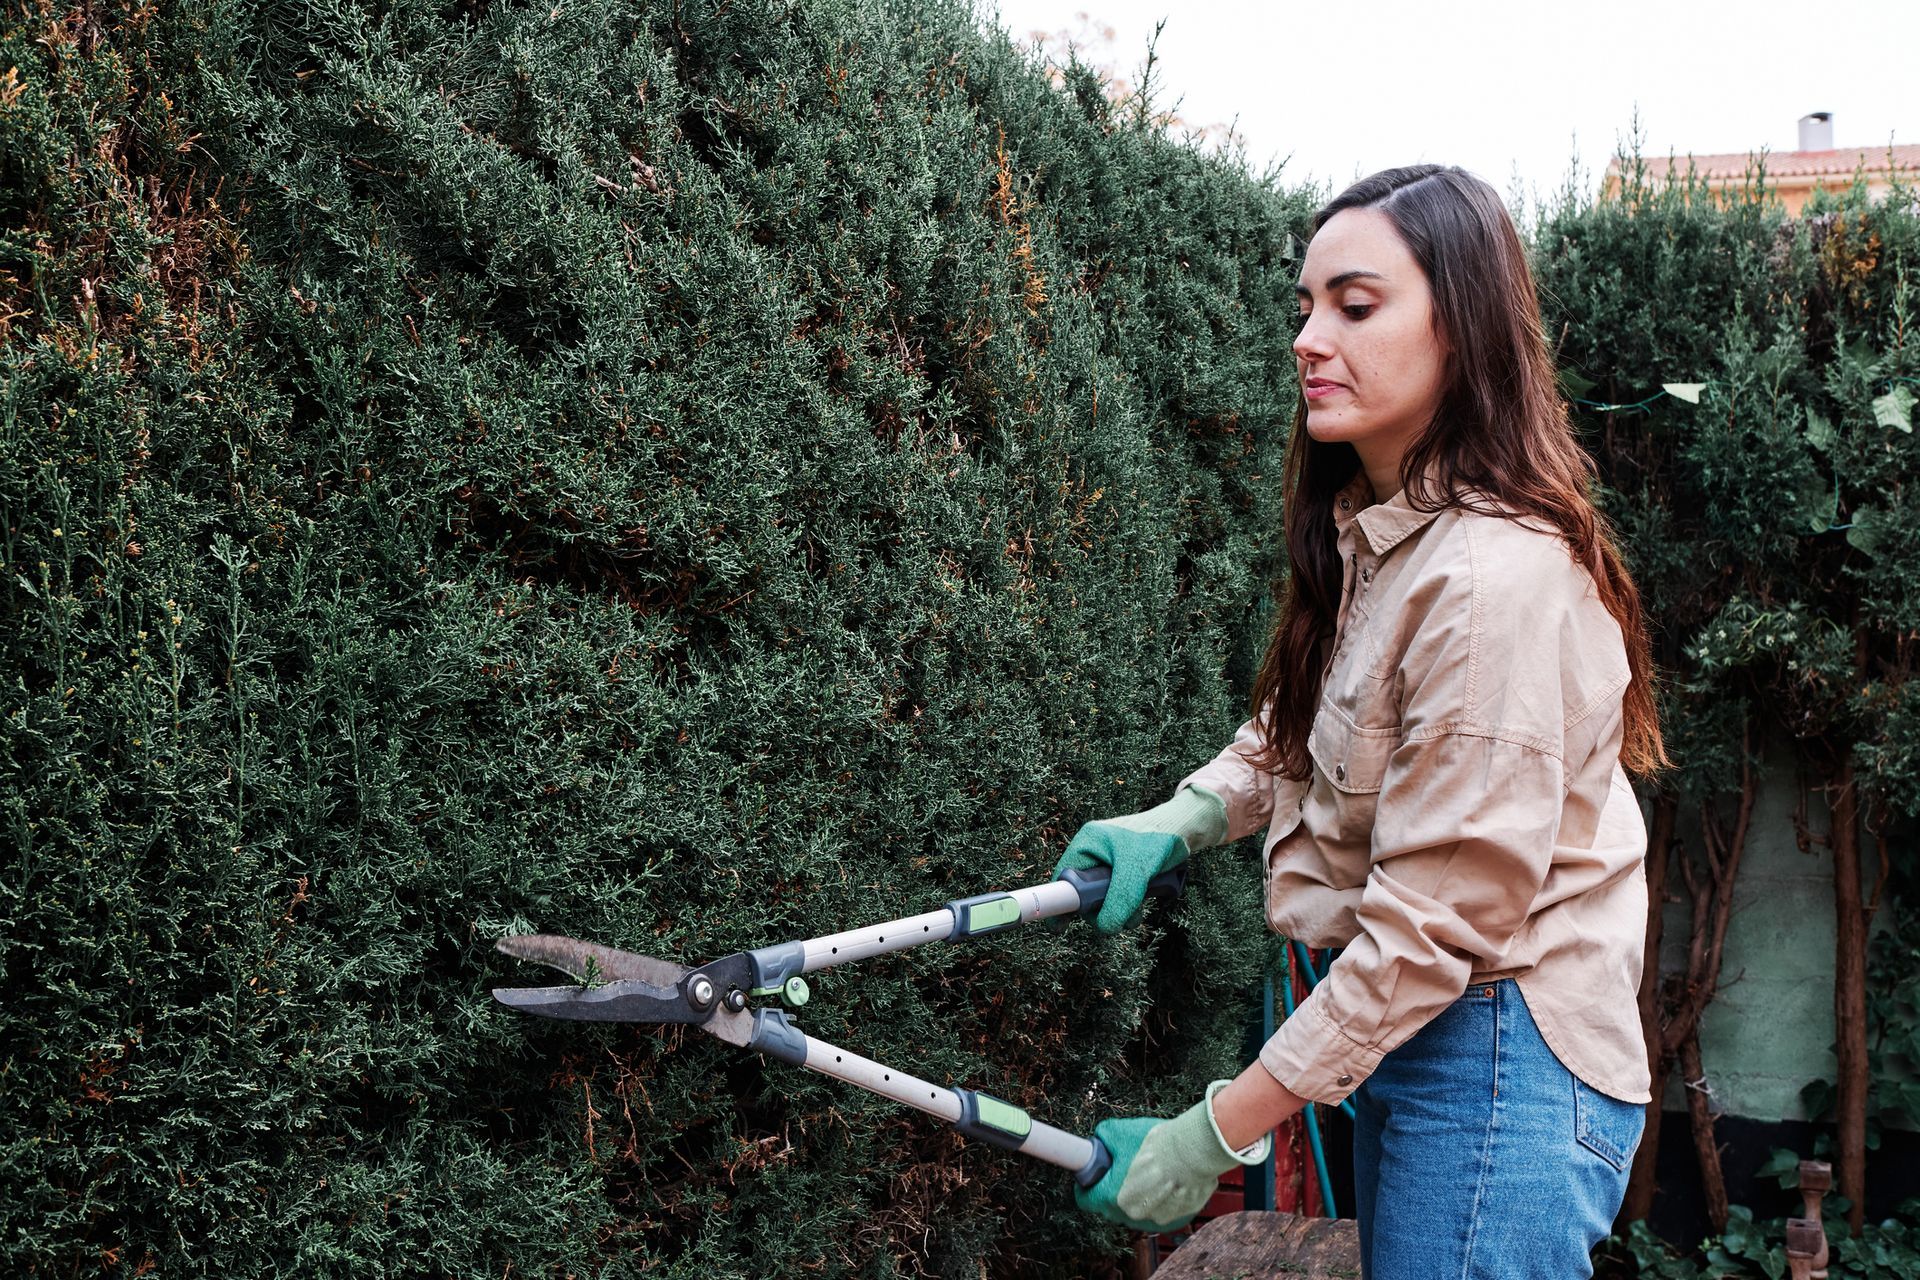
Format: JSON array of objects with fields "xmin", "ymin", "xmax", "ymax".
[
  {"xmin": 1279, "ymin": 941, "xmax": 1341, "ymax": 1218},
  {"xmin": 1290, "ymin": 941, "xmax": 1358, "ymax": 1125}
]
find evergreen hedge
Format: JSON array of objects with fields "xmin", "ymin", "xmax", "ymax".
[
  {"xmin": 7, "ymin": 0, "xmax": 1920, "ymax": 1275},
  {"xmin": 1, "ymin": 0, "xmax": 1307, "ymax": 1274}
]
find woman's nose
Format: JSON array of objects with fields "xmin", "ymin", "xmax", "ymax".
[{"xmin": 1292, "ymin": 313, "xmax": 1332, "ymax": 363}]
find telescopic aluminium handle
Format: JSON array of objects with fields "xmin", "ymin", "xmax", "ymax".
[
  {"xmin": 740, "ymin": 864, "xmax": 1190, "ymax": 995},
  {"xmin": 744, "ymin": 1010, "xmax": 1118, "ymax": 1188}
]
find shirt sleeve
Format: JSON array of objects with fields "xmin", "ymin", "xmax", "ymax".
[
  {"xmin": 1256, "ymin": 728, "xmax": 1566, "ymax": 1104},
  {"xmin": 1175, "ymin": 714, "xmax": 1278, "ymax": 845}
]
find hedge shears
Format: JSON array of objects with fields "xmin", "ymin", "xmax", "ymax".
[{"xmin": 491, "ymin": 865, "xmax": 1185, "ymax": 1189}]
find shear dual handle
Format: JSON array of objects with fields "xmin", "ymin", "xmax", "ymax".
[{"xmin": 735, "ymin": 865, "xmax": 1180, "ymax": 1188}]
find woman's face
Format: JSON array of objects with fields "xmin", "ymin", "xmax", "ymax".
[{"xmin": 1292, "ymin": 207, "xmax": 1451, "ymax": 493}]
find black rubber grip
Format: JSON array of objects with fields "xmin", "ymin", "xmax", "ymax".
[
  {"xmin": 1058, "ymin": 863, "xmax": 1189, "ymax": 917},
  {"xmin": 1074, "ymin": 1136, "xmax": 1113, "ymax": 1189}
]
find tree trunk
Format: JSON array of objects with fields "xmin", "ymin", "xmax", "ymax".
[
  {"xmin": 1656, "ymin": 729, "xmax": 1753, "ymax": 1234},
  {"xmin": 1679, "ymin": 1031, "xmax": 1729, "ymax": 1234},
  {"xmin": 1621, "ymin": 792, "xmax": 1678, "ymax": 1226},
  {"xmin": 1829, "ymin": 759, "xmax": 1868, "ymax": 1235}
]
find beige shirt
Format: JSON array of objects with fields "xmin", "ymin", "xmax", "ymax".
[{"xmin": 1179, "ymin": 471, "xmax": 1652, "ymax": 1106}]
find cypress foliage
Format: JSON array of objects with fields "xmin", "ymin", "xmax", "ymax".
[{"xmin": 1, "ymin": 0, "xmax": 1307, "ymax": 1274}]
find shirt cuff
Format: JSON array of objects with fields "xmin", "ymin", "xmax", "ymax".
[{"xmin": 1257, "ymin": 993, "xmax": 1385, "ymax": 1106}]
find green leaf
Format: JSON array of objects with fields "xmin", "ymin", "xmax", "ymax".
[
  {"xmin": 1872, "ymin": 385, "xmax": 1915, "ymax": 432},
  {"xmin": 1663, "ymin": 382, "xmax": 1706, "ymax": 404},
  {"xmin": 1846, "ymin": 506, "xmax": 1889, "ymax": 559},
  {"xmin": 1805, "ymin": 407, "xmax": 1837, "ymax": 452},
  {"xmin": 1756, "ymin": 1147, "xmax": 1803, "ymax": 1186},
  {"xmin": 1557, "ymin": 367, "xmax": 1597, "ymax": 399},
  {"xmin": 1841, "ymin": 336, "xmax": 1884, "ymax": 383},
  {"xmin": 1802, "ymin": 475, "xmax": 1839, "ymax": 532}
]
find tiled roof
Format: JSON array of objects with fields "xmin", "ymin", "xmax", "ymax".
[{"xmin": 1606, "ymin": 144, "xmax": 1920, "ymax": 182}]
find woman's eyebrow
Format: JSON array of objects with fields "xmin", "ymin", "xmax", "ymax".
[{"xmin": 1294, "ymin": 269, "xmax": 1388, "ymax": 299}]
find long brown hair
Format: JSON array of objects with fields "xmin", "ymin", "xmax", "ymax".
[{"xmin": 1243, "ymin": 165, "xmax": 1669, "ymax": 781}]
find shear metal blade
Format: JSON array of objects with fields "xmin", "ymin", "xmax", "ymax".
[
  {"xmin": 491, "ymin": 933, "xmax": 756, "ymax": 1046},
  {"xmin": 494, "ymin": 934, "xmax": 686, "ymax": 987},
  {"xmin": 491, "ymin": 976, "xmax": 698, "ymax": 1023}
]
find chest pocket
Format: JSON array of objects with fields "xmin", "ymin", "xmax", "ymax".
[
  {"xmin": 1320, "ymin": 575, "xmax": 1407, "ymax": 731},
  {"xmin": 1309, "ymin": 702, "xmax": 1399, "ymax": 793},
  {"xmin": 1305, "ymin": 702, "xmax": 1400, "ymax": 848}
]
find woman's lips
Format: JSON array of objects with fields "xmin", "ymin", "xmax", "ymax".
[{"xmin": 1304, "ymin": 381, "xmax": 1346, "ymax": 400}]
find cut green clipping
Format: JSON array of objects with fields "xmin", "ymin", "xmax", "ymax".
[{"xmin": 973, "ymin": 1094, "xmax": 1032, "ymax": 1139}]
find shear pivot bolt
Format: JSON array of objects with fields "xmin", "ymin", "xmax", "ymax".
[
  {"xmin": 723, "ymin": 988, "xmax": 748, "ymax": 1012},
  {"xmin": 688, "ymin": 976, "xmax": 717, "ymax": 1010}
]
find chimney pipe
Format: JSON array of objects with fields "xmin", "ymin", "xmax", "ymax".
[{"xmin": 1798, "ymin": 111, "xmax": 1834, "ymax": 151}]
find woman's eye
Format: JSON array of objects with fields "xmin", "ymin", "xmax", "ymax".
[{"xmin": 1292, "ymin": 305, "xmax": 1372, "ymax": 330}]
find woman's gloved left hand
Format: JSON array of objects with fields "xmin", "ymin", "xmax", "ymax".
[{"xmin": 1075, "ymin": 1080, "xmax": 1272, "ymax": 1233}]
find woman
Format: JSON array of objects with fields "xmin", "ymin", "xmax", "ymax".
[{"xmin": 1059, "ymin": 164, "xmax": 1667, "ymax": 1278}]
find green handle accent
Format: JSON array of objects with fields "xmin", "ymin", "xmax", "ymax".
[
  {"xmin": 973, "ymin": 1093, "xmax": 1031, "ymax": 1139},
  {"xmin": 782, "ymin": 975, "xmax": 810, "ymax": 1007},
  {"xmin": 954, "ymin": 1088, "xmax": 1033, "ymax": 1150},
  {"xmin": 946, "ymin": 891, "xmax": 1024, "ymax": 939}
]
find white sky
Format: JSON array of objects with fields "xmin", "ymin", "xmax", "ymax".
[{"xmin": 976, "ymin": 0, "xmax": 1917, "ymax": 224}]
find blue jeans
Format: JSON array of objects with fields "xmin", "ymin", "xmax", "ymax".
[{"xmin": 1350, "ymin": 977, "xmax": 1645, "ymax": 1279}]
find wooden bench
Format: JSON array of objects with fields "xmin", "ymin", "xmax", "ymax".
[{"xmin": 1152, "ymin": 1211, "xmax": 1363, "ymax": 1278}]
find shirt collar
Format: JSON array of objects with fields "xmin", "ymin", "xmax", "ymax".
[{"xmin": 1333, "ymin": 465, "xmax": 1448, "ymax": 557}]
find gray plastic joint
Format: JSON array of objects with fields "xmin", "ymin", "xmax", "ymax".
[
  {"xmin": 1074, "ymin": 1136, "xmax": 1113, "ymax": 1190},
  {"xmin": 747, "ymin": 1009, "xmax": 807, "ymax": 1066},
  {"xmin": 747, "ymin": 942, "xmax": 806, "ymax": 991}
]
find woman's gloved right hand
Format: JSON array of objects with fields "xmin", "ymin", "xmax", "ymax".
[{"xmin": 1050, "ymin": 784, "xmax": 1228, "ymax": 934}]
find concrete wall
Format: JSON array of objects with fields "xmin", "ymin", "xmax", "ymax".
[{"xmin": 1655, "ymin": 739, "xmax": 1910, "ymax": 1129}]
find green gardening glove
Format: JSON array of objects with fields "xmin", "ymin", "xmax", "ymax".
[
  {"xmin": 1051, "ymin": 784, "xmax": 1228, "ymax": 934},
  {"xmin": 1075, "ymin": 1080, "xmax": 1272, "ymax": 1233}
]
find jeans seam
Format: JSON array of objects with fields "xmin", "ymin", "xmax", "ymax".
[
  {"xmin": 1457, "ymin": 981, "xmax": 1503, "ymax": 1277},
  {"xmin": 1492, "ymin": 981, "xmax": 1502, "ymax": 1099}
]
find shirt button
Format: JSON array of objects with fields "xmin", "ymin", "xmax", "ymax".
[
  {"xmin": 1334, "ymin": 763, "xmax": 1347, "ymax": 782},
  {"xmin": 1339, "ymin": 498, "xmax": 1351, "ymax": 511},
  {"xmin": 1337, "ymin": 1074, "xmax": 1353, "ymax": 1086},
  {"xmin": 1361, "ymin": 568, "xmax": 1372, "ymax": 582}
]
